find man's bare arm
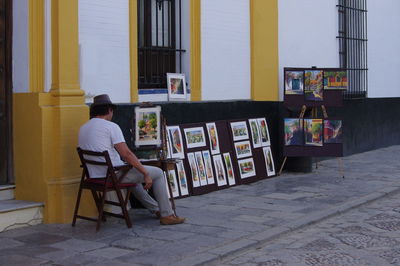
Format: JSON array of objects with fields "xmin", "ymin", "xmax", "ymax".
[{"xmin": 114, "ymin": 142, "xmax": 153, "ymax": 189}]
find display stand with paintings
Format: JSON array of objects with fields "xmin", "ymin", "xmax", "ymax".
[
  {"xmin": 282, "ymin": 67, "xmax": 346, "ymax": 178},
  {"xmin": 132, "ymin": 102, "xmax": 179, "ymax": 214}
]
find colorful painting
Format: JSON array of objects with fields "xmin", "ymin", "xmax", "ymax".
[
  {"xmin": 167, "ymin": 170, "xmax": 180, "ymax": 198},
  {"xmin": 230, "ymin": 121, "xmax": 249, "ymax": 141},
  {"xmin": 223, "ymin": 152, "xmax": 236, "ymax": 186},
  {"xmin": 304, "ymin": 119, "xmax": 323, "ymax": 146},
  {"xmin": 187, "ymin": 153, "xmax": 200, "ymax": 187},
  {"xmin": 167, "ymin": 73, "xmax": 187, "ymax": 99},
  {"xmin": 304, "ymin": 70, "xmax": 324, "ymax": 101},
  {"xmin": 257, "ymin": 118, "xmax": 271, "ymax": 146},
  {"xmin": 134, "ymin": 106, "xmax": 161, "ymax": 146},
  {"xmin": 206, "ymin": 122, "xmax": 220, "ymax": 155},
  {"xmin": 167, "ymin": 126, "xmax": 184, "ymax": 159},
  {"xmin": 324, "ymin": 71, "xmax": 347, "ymax": 90},
  {"xmin": 324, "ymin": 120, "xmax": 343, "ymax": 143},
  {"xmin": 249, "ymin": 119, "xmax": 262, "ymax": 148},
  {"xmin": 202, "ymin": 150, "xmax": 215, "ymax": 184},
  {"xmin": 234, "ymin": 140, "xmax": 253, "ymax": 159},
  {"xmin": 184, "ymin": 127, "xmax": 206, "ymax": 149},
  {"xmin": 263, "ymin": 147, "xmax": 275, "ymax": 176},
  {"xmin": 195, "ymin": 152, "xmax": 208, "ymax": 186},
  {"xmin": 176, "ymin": 160, "xmax": 189, "ymax": 196},
  {"xmin": 284, "ymin": 118, "xmax": 303, "ymax": 146},
  {"xmin": 213, "ymin": 154, "xmax": 227, "ymax": 187},
  {"xmin": 238, "ymin": 158, "xmax": 256, "ymax": 179},
  {"xmin": 285, "ymin": 70, "xmax": 304, "ymax": 95}
]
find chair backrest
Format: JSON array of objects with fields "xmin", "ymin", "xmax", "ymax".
[{"xmin": 77, "ymin": 148, "xmax": 115, "ymax": 181}]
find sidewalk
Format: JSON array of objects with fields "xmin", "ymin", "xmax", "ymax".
[{"xmin": 1, "ymin": 146, "xmax": 400, "ymax": 266}]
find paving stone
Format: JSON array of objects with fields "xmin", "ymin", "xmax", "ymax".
[
  {"xmin": 14, "ymin": 232, "xmax": 69, "ymax": 246},
  {"xmin": 36, "ymin": 249, "xmax": 79, "ymax": 261},
  {"xmin": 84, "ymin": 247, "xmax": 135, "ymax": 259},
  {"xmin": 0, "ymin": 237, "xmax": 25, "ymax": 250},
  {"xmin": 50, "ymin": 238, "xmax": 108, "ymax": 252},
  {"xmin": 0, "ymin": 254, "xmax": 48, "ymax": 266}
]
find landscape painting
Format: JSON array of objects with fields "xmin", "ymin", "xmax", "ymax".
[
  {"xmin": 184, "ymin": 127, "xmax": 206, "ymax": 149},
  {"xmin": 135, "ymin": 106, "xmax": 161, "ymax": 146},
  {"xmin": 234, "ymin": 140, "xmax": 253, "ymax": 159},
  {"xmin": 230, "ymin": 121, "xmax": 249, "ymax": 141},
  {"xmin": 238, "ymin": 158, "xmax": 256, "ymax": 179},
  {"xmin": 324, "ymin": 71, "xmax": 347, "ymax": 90},
  {"xmin": 304, "ymin": 70, "xmax": 324, "ymax": 101}
]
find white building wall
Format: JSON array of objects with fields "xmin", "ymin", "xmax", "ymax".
[
  {"xmin": 278, "ymin": 0, "xmax": 339, "ymax": 100},
  {"xmin": 367, "ymin": 0, "xmax": 400, "ymax": 98},
  {"xmin": 79, "ymin": 0, "xmax": 130, "ymax": 103},
  {"xmin": 12, "ymin": 0, "xmax": 29, "ymax": 93},
  {"xmin": 201, "ymin": 0, "xmax": 251, "ymax": 101}
]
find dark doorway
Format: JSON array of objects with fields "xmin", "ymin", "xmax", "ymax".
[{"xmin": 0, "ymin": 0, "xmax": 13, "ymax": 185}]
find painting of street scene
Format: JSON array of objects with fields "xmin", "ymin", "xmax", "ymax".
[
  {"xmin": 263, "ymin": 147, "xmax": 275, "ymax": 176},
  {"xmin": 249, "ymin": 119, "xmax": 262, "ymax": 148},
  {"xmin": 213, "ymin": 155, "xmax": 227, "ymax": 187},
  {"xmin": 230, "ymin": 121, "xmax": 249, "ymax": 141},
  {"xmin": 284, "ymin": 118, "xmax": 303, "ymax": 146},
  {"xmin": 184, "ymin": 127, "xmax": 206, "ymax": 149},
  {"xmin": 304, "ymin": 119, "xmax": 323, "ymax": 146},
  {"xmin": 223, "ymin": 153, "xmax": 236, "ymax": 186},
  {"xmin": 324, "ymin": 71, "xmax": 347, "ymax": 90},
  {"xmin": 257, "ymin": 118, "xmax": 270, "ymax": 146},
  {"xmin": 238, "ymin": 158, "xmax": 256, "ymax": 179},
  {"xmin": 202, "ymin": 150, "xmax": 215, "ymax": 184},
  {"xmin": 304, "ymin": 70, "xmax": 324, "ymax": 101},
  {"xmin": 167, "ymin": 170, "xmax": 180, "ymax": 198},
  {"xmin": 324, "ymin": 120, "xmax": 343, "ymax": 143},
  {"xmin": 135, "ymin": 106, "xmax": 161, "ymax": 146},
  {"xmin": 206, "ymin": 122, "xmax": 220, "ymax": 155},
  {"xmin": 234, "ymin": 141, "xmax": 252, "ymax": 159},
  {"xmin": 188, "ymin": 153, "xmax": 200, "ymax": 187},
  {"xmin": 285, "ymin": 70, "xmax": 304, "ymax": 95},
  {"xmin": 176, "ymin": 160, "xmax": 189, "ymax": 196},
  {"xmin": 167, "ymin": 73, "xmax": 186, "ymax": 99},
  {"xmin": 195, "ymin": 152, "xmax": 208, "ymax": 186},
  {"xmin": 167, "ymin": 126, "xmax": 184, "ymax": 159}
]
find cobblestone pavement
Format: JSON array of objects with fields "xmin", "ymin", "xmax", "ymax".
[
  {"xmin": 0, "ymin": 146, "xmax": 400, "ymax": 265},
  {"xmin": 221, "ymin": 192, "xmax": 400, "ymax": 266}
]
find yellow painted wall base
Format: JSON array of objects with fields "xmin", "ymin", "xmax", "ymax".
[{"xmin": 13, "ymin": 93, "xmax": 97, "ymax": 223}]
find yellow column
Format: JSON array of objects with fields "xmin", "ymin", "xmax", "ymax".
[
  {"xmin": 190, "ymin": 0, "xmax": 202, "ymax": 101},
  {"xmin": 130, "ymin": 0, "xmax": 138, "ymax": 102},
  {"xmin": 14, "ymin": 0, "xmax": 94, "ymax": 223},
  {"xmin": 29, "ymin": 0, "xmax": 45, "ymax": 92},
  {"xmin": 250, "ymin": 0, "xmax": 279, "ymax": 101}
]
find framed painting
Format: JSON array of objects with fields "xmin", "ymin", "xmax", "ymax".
[
  {"xmin": 167, "ymin": 126, "xmax": 185, "ymax": 159},
  {"xmin": 234, "ymin": 140, "xmax": 253, "ymax": 159},
  {"xmin": 223, "ymin": 152, "xmax": 236, "ymax": 186},
  {"xmin": 167, "ymin": 170, "xmax": 180, "ymax": 198},
  {"xmin": 195, "ymin": 152, "xmax": 208, "ymax": 186},
  {"xmin": 238, "ymin": 158, "xmax": 256, "ymax": 179},
  {"xmin": 324, "ymin": 120, "xmax": 343, "ymax": 143},
  {"xmin": 304, "ymin": 70, "xmax": 324, "ymax": 101},
  {"xmin": 167, "ymin": 73, "xmax": 187, "ymax": 100},
  {"xmin": 249, "ymin": 119, "xmax": 262, "ymax": 148},
  {"xmin": 285, "ymin": 70, "xmax": 304, "ymax": 95},
  {"xmin": 284, "ymin": 118, "xmax": 303, "ymax": 146},
  {"xmin": 230, "ymin": 121, "xmax": 249, "ymax": 141},
  {"xmin": 257, "ymin": 118, "xmax": 271, "ymax": 146},
  {"xmin": 263, "ymin": 147, "xmax": 276, "ymax": 177},
  {"xmin": 134, "ymin": 106, "xmax": 161, "ymax": 146},
  {"xmin": 213, "ymin": 154, "xmax": 227, "ymax": 187},
  {"xmin": 304, "ymin": 119, "xmax": 323, "ymax": 146},
  {"xmin": 324, "ymin": 71, "xmax": 347, "ymax": 90},
  {"xmin": 184, "ymin": 127, "xmax": 206, "ymax": 149},
  {"xmin": 187, "ymin": 153, "xmax": 200, "ymax": 187},
  {"xmin": 206, "ymin": 122, "xmax": 220, "ymax": 155},
  {"xmin": 176, "ymin": 160, "xmax": 189, "ymax": 196},
  {"xmin": 202, "ymin": 150, "xmax": 215, "ymax": 184}
]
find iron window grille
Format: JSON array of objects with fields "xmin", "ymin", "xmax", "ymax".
[
  {"xmin": 337, "ymin": 0, "xmax": 368, "ymax": 99},
  {"xmin": 138, "ymin": 0, "xmax": 185, "ymax": 89}
]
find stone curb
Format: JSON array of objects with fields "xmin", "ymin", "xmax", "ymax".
[{"xmin": 176, "ymin": 183, "xmax": 400, "ymax": 266}]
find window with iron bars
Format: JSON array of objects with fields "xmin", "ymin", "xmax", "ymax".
[
  {"xmin": 138, "ymin": 0, "xmax": 185, "ymax": 89},
  {"xmin": 337, "ymin": 0, "xmax": 368, "ymax": 99}
]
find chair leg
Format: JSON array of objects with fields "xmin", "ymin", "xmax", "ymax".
[
  {"xmin": 72, "ymin": 184, "xmax": 84, "ymax": 227},
  {"xmin": 96, "ymin": 190, "xmax": 107, "ymax": 232},
  {"xmin": 91, "ymin": 190, "xmax": 106, "ymax": 222},
  {"xmin": 115, "ymin": 187, "xmax": 132, "ymax": 228}
]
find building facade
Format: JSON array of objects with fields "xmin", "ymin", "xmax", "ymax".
[{"xmin": 2, "ymin": 0, "xmax": 400, "ymax": 223}]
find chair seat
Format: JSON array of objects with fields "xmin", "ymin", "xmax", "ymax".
[{"xmin": 84, "ymin": 178, "xmax": 136, "ymax": 188}]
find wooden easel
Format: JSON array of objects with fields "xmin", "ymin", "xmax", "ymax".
[
  {"xmin": 133, "ymin": 102, "xmax": 178, "ymax": 215},
  {"xmin": 278, "ymin": 105, "xmax": 344, "ymax": 178}
]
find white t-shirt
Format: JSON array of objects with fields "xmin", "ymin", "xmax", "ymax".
[{"xmin": 78, "ymin": 118, "xmax": 126, "ymax": 178}]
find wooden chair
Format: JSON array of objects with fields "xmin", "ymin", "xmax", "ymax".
[{"xmin": 72, "ymin": 148, "xmax": 136, "ymax": 231}]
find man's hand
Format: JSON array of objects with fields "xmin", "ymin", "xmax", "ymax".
[{"xmin": 143, "ymin": 173, "xmax": 153, "ymax": 190}]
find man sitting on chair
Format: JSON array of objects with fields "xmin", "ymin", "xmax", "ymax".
[{"xmin": 78, "ymin": 94, "xmax": 185, "ymax": 225}]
